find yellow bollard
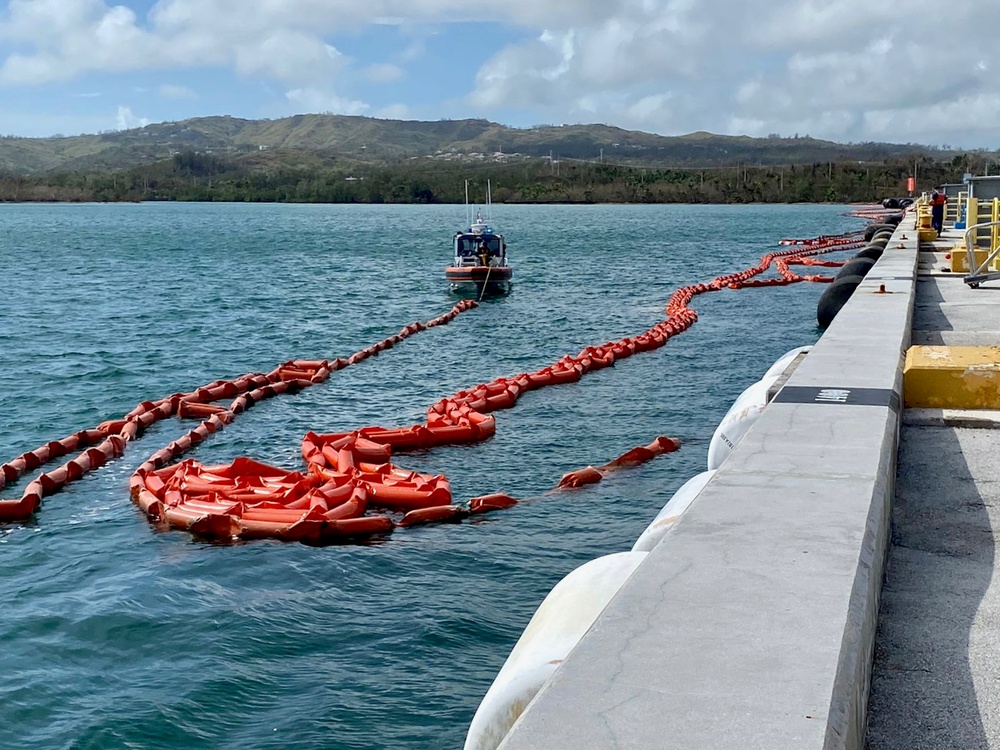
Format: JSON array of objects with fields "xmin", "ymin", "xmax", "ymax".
[
  {"xmin": 917, "ymin": 205, "xmax": 937, "ymax": 241},
  {"xmin": 949, "ymin": 243, "xmax": 990, "ymax": 273},
  {"xmin": 904, "ymin": 346, "xmax": 1000, "ymax": 409}
]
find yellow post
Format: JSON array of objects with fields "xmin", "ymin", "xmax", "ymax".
[
  {"xmin": 968, "ymin": 197, "xmax": 980, "ymax": 246},
  {"xmin": 993, "ymin": 198, "xmax": 1000, "ymax": 252},
  {"xmin": 916, "ymin": 195, "xmax": 936, "ymax": 241}
]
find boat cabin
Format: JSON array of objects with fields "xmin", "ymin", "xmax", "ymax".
[{"xmin": 454, "ymin": 231, "xmax": 506, "ymax": 267}]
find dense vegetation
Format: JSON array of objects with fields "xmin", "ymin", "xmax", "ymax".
[
  {"xmin": 0, "ymin": 148, "xmax": 981, "ymax": 204},
  {"xmin": 0, "ymin": 113, "xmax": 992, "ymax": 204},
  {"xmin": 0, "ymin": 113, "xmax": 974, "ymax": 175}
]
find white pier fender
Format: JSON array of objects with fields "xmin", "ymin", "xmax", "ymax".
[
  {"xmin": 707, "ymin": 378, "xmax": 769, "ymax": 470},
  {"xmin": 762, "ymin": 345, "xmax": 811, "ymax": 381},
  {"xmin": 706, "ymin": 346, "xmax": 811, "ymax": 470},
  {"xmin": 631, "ymin": 469, "xmax": 717, "ymax": 552},
  {"xmin": 464, "ymin": 551, "xmax": 648, "ymax": 750}
]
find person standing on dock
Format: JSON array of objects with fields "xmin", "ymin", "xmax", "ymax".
[{"xmin": 930, "ymin": 189, "xmax": 947, "ymax": 235}]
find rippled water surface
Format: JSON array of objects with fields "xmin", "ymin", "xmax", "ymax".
[{"xmin": 0, "ymin": 202, "xmax": 862, "ymax": 749}]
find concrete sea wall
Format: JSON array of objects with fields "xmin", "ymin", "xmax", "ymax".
[{"xmin": 493, "ymin": 218, "xmax": 917, "ymax": 749}]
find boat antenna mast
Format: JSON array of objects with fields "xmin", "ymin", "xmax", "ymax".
[
  {"xmin": 487, "ymin": 179, "xmax": 493, "ymax": 222},
  {"xmin": 465, "ymin": 179, "xmax": 471, "ymax": 228}
]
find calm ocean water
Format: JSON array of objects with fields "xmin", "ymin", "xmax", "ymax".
[{"xmin": 0, "ymin": 202, "xmax": 861, "ymax": 749}]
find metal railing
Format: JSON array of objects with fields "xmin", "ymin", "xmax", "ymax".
[
  {"xmin": 963, "ymin": 219, "xmax": 1000, "ymax": 287},
  {"xmin": 964, "ymin": 198, "xmax": 1000, "ymax": 248},
  {"xmin": 947, "ymin": 192, "xmax": 959, "ymax": 223},
  {"xmin": 952, "ymin": 191, "xmax": 968, "ymax": 227}
]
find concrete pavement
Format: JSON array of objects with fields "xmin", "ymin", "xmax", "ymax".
[{"xmin": 866, "ymin": 230, "xmax": 1000, "ymax": 749}]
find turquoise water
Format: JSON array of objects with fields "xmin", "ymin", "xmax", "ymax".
[{"xmin": 1, "ymin": 202, "xmax": 862, "ymax": 749}]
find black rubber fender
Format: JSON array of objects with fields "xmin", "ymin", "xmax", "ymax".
[
  {"xmin": 885, "ymin": 213, "xmax": 903, "ymax": 226},
  {"xmin": 836, "ymin": 257, "xmax": 877, "ymax": 280},
  {"xmin": 817, "ymin": 274, "xmax": 865, "ymax": 328},
  {"xmin": 864, "ymin": 223, "xmax": 894, "ymax": 240},
  {"xmin": 854, "ymin": 246, "xmax": 884, "ymax": 262},
  {"xmin": 868, "ymin": 236, "xmax": 891, "ymax": 249},
  {"xmin": 864, "ymin": 224, "xmax": 885, "ymax": 240},
  {"xmin": 882, "ymin": 197, "xmax": 901, "ymax": 209}
]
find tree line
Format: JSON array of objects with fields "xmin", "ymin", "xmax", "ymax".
[{"xmin": 0, "ymin": 149, "xmax": 981, "ymax": 204}]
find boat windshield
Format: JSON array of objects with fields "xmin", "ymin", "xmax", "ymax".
[{"xmin": 457, "ymin": 236, "xmax": 502, "ymax": 257}]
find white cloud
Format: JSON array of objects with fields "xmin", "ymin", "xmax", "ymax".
[
  {"xmin": 0, "ymin": 0, "xmax": 362, "ymax": 115},
  {"xmin": 462, "ymin": 0, "xmax": 1000, "ymax": 147},
  {"xmin": 0, "ymin": 1, "xmax": 152, "ymax": 84},
  {"xmin": 376, "ymin": 103, "xmax": 410, "ymax": 119},
  {"xmin": 0, "ymin": 110, "xmax": 112, "ymax": 137},
  {"xmin": 115, "ymin": 105, "xmax": 148, "ymax": 130},
  {"xmin": 286, "ymin": 88, "xmax": 369, "ymax": 115},
  {"xmin": 469, "ymin": 37, "xmax": 570, "ymax": 109},
  {"xmin": 0, "ymin": 0, "xmax": 999, "ymax": 146},
  {"xmin": 233, "ymin": 35, "xmax": 347, "ymax": 86},
  {"xmin": 627, "ymin": 93, "xmax": 673, "ymax": 123},
  {"xmin": 159, "ymin": 83, "xmax": 195, "ymax": 99},
  {"xmin": 365, "ymin": 63, "xmax": 405, "ymax": 83},
  {"xmin": 397, "ymin": 38, "xmax": 427, "ymax": 63}
]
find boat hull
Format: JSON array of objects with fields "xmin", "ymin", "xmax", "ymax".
[{"xmin": 446, "ymin": 266, "xmax": 513, "ymax": 294}]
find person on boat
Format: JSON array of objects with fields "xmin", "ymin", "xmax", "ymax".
[
  {"xmin": 929, "ymin": 189, "xmax": 947, "ymax": 236},
  {"xmin": 477, "ymin": 239, "xmax": 492, "ymax": 267}
]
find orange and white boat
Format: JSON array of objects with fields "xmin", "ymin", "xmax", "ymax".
[{"xmin": 446, "ymin": 180, "xmax": 512, "ymax": 295}]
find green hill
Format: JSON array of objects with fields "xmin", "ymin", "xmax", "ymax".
[{"xmin": 0, "ymin": 114, "xmax": 970, "ymax": 175}]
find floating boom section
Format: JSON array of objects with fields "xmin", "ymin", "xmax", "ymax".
[
  {"xmin": 0, "ymin": 212, "xmax": 888, "ymax": 545},
  {"xmin": 130, "ymin": 231, "xmax": 863, "ymax": 543},
  {"xmin": 0, "ymin": 301, "xmax": 479, "ymax": 534}
]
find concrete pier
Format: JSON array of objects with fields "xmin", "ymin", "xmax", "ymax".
[
  {"xmin": 866, "ymin": 232, "xmax": 1000, "ymax": 748},
  {"xmin": 495, "ymin": 218, "xmax": 919, "ymax": 749}
]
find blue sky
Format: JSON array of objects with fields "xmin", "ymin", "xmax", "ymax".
[{"xmin": 1, "ymin": 0, "xmax": 999, "ymax": 149}]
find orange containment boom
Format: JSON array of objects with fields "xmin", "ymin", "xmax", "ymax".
[
  {"xmin": 136, "ymin": 231, "xmax": 859, "ymax": 543},
  {"xmin": 556, "ymin": 436, "xmax": 682, "ymax": 490},
  {"xmin": 0, "ymin": 301, "xmax": 480, "ymax": 537},
  {"xmin": 1, "ymin": 224, "xmax": 873, "ymax": 545}
]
